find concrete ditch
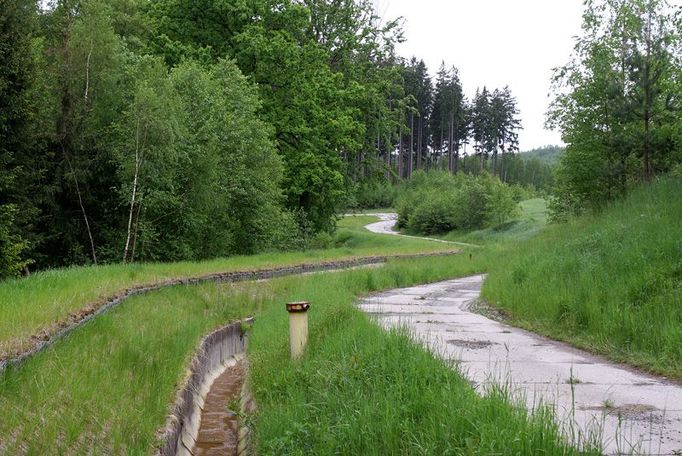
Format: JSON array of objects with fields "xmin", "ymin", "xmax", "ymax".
[
  {"xmin": 156, "ymin": 318, "xmax": 253, "ymax": 456},
  {"xmin": 1, "ymin": 251, "xmax": 459, "ymax": 372}
]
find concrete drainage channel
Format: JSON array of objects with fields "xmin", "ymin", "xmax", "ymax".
[{"xmin": 156, "ymin": 318, "xmax": 254, "ymax": 456}]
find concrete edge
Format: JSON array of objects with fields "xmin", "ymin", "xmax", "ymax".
[
  {"xmin": 1, "ymin": 251, "xmax": 460, "ymax": 372},
  {"xmin": 237, "ymin": 360, "xmax": 256, "ymax": 456},
  {"xmin": 155, "ymin": 318, "xmax": 253, "ymax": 456}
]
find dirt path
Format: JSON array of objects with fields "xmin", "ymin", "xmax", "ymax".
[
  {"xmin": 359, "ymin": 276, "xmax": 682, "ymax": 455},
  {"xmin": 354, "ymin": 212, "xmax": 479, "ymax": 247}
]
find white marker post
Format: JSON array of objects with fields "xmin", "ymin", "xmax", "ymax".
[{"xmin": 286, "ymin": 301, "xmax": 310, "ymax": 360}]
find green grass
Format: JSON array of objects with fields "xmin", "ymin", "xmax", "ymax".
[
  {"xmin": 0, "ymin": 216, "xmax": 453, "ymax": 360},
  {"xmin": 0, "ymin": 279, "xmax": 265, "ymax": 454},
  {"xmin": 248, "ymin": 257, "xmax": 597, "ymax": 455},
  {"xmin": 0, "ymin": 255, "xmax": 597, "ymax": 454},
  {"xmin": 482, "ymin": 178, "xmax": 682, "ymax": 378},
  {"xmin": 441, "ymin": 198, "xmax": 549, "ymax": 245}
]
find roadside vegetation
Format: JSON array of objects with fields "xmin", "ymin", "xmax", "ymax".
[
  {"xmin": 0, "ymin": 253, "xmax": 600, "ymax": 454},
  {"xmin": 248, "ymin": 258, "xmax": 598, "ymax": 455}
]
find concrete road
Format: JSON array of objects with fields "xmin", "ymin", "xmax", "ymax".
[{"xmin": 359, "ymin": 276, "xmax": 682, "ymax": 455}]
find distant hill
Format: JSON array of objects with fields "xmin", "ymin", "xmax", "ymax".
[{"xmin": 519, "ymin": 145, "xmax": 565, "ymax": 165}]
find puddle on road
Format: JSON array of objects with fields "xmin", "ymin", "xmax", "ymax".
[
  {"xmin": 447, "ymin": 339, "xmax": 497, "ymax": 350},
  {"xmin": 579, "ymin": 403, "xmax": 664, "ymax": 423}
]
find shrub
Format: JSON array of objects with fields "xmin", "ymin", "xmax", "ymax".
[{"xmin": 396, "ymin": 171, "xmax": 518, "ymax": 235}]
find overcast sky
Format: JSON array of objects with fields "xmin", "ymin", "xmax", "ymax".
[{"xmin": 376, "ymin": 0, "xmax": 585, "ymax": 151}]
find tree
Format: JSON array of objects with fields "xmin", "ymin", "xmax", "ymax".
[
  {"xmin": 430, "ymin": 63, "xmax": 467, "ymax": 173},
  {"xmin": 489, "ymin": 86, "xmax": 521, "ymax": 178},
  {"xmin": 548, "ymin": 0, "xmax": 681, "ymax": 214},
  {"xmin": 0, "ymin": 0, "xmax": 36, "ymax": 275},
  {"xmin": 402, "ymin": 58, "xmax": 432, "ymax": 175}
]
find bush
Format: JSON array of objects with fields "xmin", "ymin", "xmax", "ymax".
[{"xmin": 396, "ymin": 171, "xmax": 518, "ymax": 235}]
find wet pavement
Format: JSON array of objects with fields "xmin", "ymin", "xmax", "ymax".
[
  {"xmin": 359, "ymin": 276, "xmax": 682, "ymax": 455},
  {"xmin": 193, "ymin": 361, "xmax": 245, "ymax": 456}
]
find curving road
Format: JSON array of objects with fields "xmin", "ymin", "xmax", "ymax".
[
  {"xmin": 357, "ymin": 215, "xmax": 682, "ymax": 455},
  {"xmin": 352, "ymin": 212, "xmax": 479, "ymax": 248}
]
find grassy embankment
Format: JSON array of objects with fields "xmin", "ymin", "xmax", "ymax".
[
  {"xmin": 441, "ymin": 197, "xmax": 549, "ymax": 245},
  {"xmin": 0, "ymin": 254, "xmax": 599, "ymax": 454},
  {"xmin": 0, "ymin": 217, "xmax": 452, "ymax": 360},
  {"xmin": 481, "ymin": 178, "xmax": 682, "ymax": 379}
]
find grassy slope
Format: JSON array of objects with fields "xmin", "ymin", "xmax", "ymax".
[
  {"xmin": 483, "ymin": 178, "xmax": 682, "ymax": 378},
  {"xmin": 0, "ymin": 254, "xmax": 596, "ymax": 455},
  {"xmin": 0, "ymin": 217, "xmax": 452, "ymax": 360},
  {"xmin": 441, "ymin": 198, "xmax": 549, "ymax": 245}
]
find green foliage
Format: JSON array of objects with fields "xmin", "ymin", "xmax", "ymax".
[
  {"xmin": 0, "ymin": 205, "xmax": 31, "ymax": 278},
  {"xmin": 113, "ymin": 58, "xmax": 291, "ymax": 261},
  {"xmin": 349, "ymin": 180, "xmax": 398, "ymax": 210},
  {"xmin": 0, "ymin": 0, "xmax": 36, "ymax": 274},
  {"xmin": 548, "ymin": 0, "xmax": 682, "ymax": 217},
  {"xmin": 396, "ymin": 170, "xmax": 518, "ymax": 235}
]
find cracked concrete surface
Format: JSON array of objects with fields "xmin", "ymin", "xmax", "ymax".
[{"xmin": 359, "ymin": 275, "xmax": 682, "ymax": 455}]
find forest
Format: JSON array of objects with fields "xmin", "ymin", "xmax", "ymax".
[
  {"xmin": 0, "ymin": 0, "xmax": 527, "ymax": 276},
  {"xmin": 1, "ymin": 0, "xmax": 681, "ymax": 277}
]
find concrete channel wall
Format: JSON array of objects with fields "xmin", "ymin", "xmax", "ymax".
[{"xmin": 156, "ymin": 318, "xmax": 253, "ymax": 456}]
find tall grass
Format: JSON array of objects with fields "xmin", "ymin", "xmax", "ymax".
[
  {"xmin": 0, "ymin": 254, "xmax": 596, "ymax": 454},
  {"xmin": 482, "ymin": 178, "xmax": 682, "ymax": 378},
  {"xmin": 0, "ymin": 217, "xmax": 452, "ymax": 360}
]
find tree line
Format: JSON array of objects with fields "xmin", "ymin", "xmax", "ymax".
[
  {"xmin": 0, "ymin": 0, "xmax": 522, "ymax": 276},
  {"xmin": 388, "ymin": 60, "xmax": 522, "ymax": 181}
]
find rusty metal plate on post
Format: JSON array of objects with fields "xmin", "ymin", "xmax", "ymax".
[{"xmin": 286, "ymin": 301, "xmax": 310, "ymax": 313}]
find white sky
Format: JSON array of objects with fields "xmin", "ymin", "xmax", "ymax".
[{"xmin": 377, "ymin": 0, "xmax": 585, "ymax": 151}]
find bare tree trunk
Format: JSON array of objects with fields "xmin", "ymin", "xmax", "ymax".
[
  {"xmin": 63, "ymin": 147, "xmax": 97, "ymax": 264},
  {"xmin": 440, "ymin": 123, "xmax": 444, "ymax": 168},
  {"xmin": 479, "ymin": 144, "xmax": 484, "ymax": 172},
  {"xmin": 409, "ymin": 111, "xmax": 414, "ymax": 178},
  {"xmin": 123, "ymin": 118, "xmax": 142, "ymax": 263},
  {"xmin": 416, "ymin": 117, "xmax": 421, "ymax": 171},
  {"xmin": 398, "ymin": 125, "xmax": 403, "ymax": 179},
  {"xmin": 643, "ymin": 5, "xmax": 653, "ymax": 182},
  {"xmin": 130, "ymin": 201, "xmax": 143, "ymax": 262},
  {"xmin": 84, "ymin": 43, "xmax": 93, "ymax": 102}
]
